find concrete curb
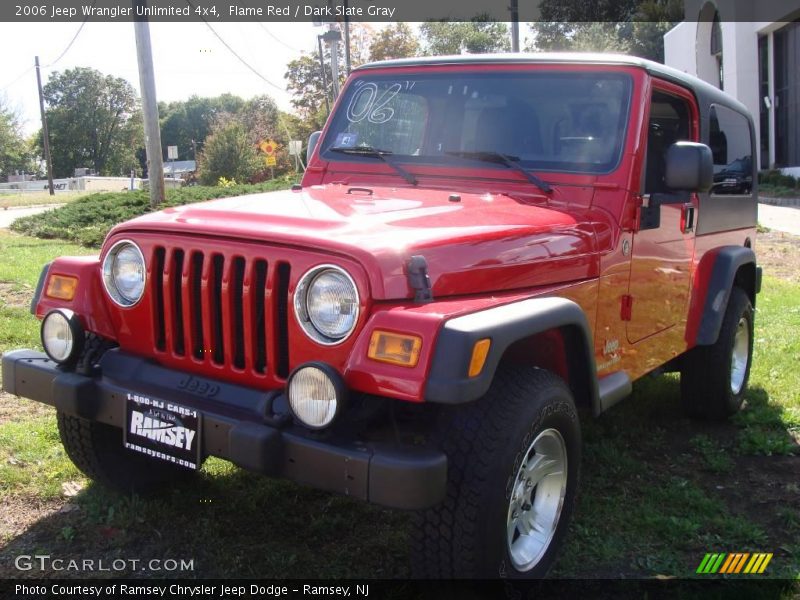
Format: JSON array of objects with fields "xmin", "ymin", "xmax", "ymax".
[{"xmin": 758, "ymin": 196, "xmax": 800, "ymax": 208}]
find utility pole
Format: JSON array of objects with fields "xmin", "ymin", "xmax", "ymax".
[
  {"xmin": 343, "ymin": 0, "xmax": 351, "ymax": 74},
  {"xmin": 133, "ymin": 2, "xmax": 165, "ymax": 208},
  {"xmin": 34, "ymin": 56, "xmax": 55, "ymax": 196},
  {"xmin": 510, "ymin": 0, "xmax": 520, "ymax": 52},
  {"xmin": 317, "ymin": 35, "xmax": 331, "ymax": 114},
  {"xmin": 322, "ymin": 28, "xmax": 342, "ymax": 100}
]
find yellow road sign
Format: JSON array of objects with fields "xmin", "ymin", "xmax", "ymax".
[
  {"xmin": 260, "ymin": 140, "xmax": 277, "ymax": 156},
  {"xmin": 266, "ymin": 155, "xmax": 277, "ymax": 167}
]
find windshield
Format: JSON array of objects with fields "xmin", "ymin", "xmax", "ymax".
[{"xmin": 321, "ymin": 69, "xmax": 633, "ymax": 175}]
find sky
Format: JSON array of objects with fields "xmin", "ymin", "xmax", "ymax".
[{"xmin": 0, "ymin": 21, "xmax": 337, "ymax": 136}]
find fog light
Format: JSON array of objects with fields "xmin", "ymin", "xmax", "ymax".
[
  {"xmin": 41, "ymin": 309, "xmax": 83, "ymax": 364},
  {"xmin": 287, "ymin": 363, "xmax": 347, "ymax": 430}
]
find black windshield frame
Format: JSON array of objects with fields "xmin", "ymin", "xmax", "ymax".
[{"xmin": 320, "ymin": 69, "xmax": 634, "ymax": 176}]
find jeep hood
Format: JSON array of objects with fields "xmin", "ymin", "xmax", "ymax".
[{"xmin": 111, "ymin": 184, "xmax": 601, "ymax": 299}]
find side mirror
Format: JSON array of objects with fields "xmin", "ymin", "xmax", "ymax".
[
  {"xmin": 306, "ymin": 131, "xmax": 322, "ymax": 165},
  {"xmin": 665, "ymin": 142, "xmax": 713, "ymax": 193}
]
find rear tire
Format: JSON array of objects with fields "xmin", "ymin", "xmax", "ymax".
[
  {"xmin": 681, "ymin": 286, "xmax": 754, "ymax": 420},
  {"xmin": 411, "ymin": 365, "xmax": 581, "ymax": 578},
  {"xmin": 58, "ymin": 412, "xmax": 196, "ymax": 493}
]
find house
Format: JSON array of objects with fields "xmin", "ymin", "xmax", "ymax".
[{"xmin": 664, "ymin": 0, "xmax": 800, "ymax": 175}]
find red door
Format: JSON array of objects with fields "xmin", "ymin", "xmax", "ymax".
[{"xmin": 626, "ymin": 83, "xmax": 698, "ymax": 343}]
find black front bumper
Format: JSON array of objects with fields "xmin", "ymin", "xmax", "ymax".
[{"xmin": 1, "ymin": 349, "xmax": 446, "ymax": 510}]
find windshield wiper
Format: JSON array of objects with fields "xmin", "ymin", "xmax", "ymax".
[
  {"xmin": 444, "ymin": 150, "xmax": 552, "ymax": 194},
  {"xmin": 329, "ymin": 146, "xmax": 418, "ymax": 186}
]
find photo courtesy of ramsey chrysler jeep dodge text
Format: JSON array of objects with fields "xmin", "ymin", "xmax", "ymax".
[{"xmin": 3, "ymin": 53, "xmax": 761, "ymax": 578}]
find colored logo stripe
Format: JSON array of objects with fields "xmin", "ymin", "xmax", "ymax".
[
  {"xmin": 697, "ymin": 552, "xmax": 773, "ymax": 575},
  {"xmin": 697, "ymin": 553, "xmax": 726, "ymax": 574},
  {"xmin": 744, "ymin": 553, "xmax": 773, "ymax": 574}
]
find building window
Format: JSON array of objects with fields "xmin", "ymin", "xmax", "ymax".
[
  {"xmin": 758, "ymin": 35, "xmax": 770, "ymax": 169},
  {"xmin": 774, "ymin": 20, "xmax": 800, "ymax": 167},
  {"xmin": 710, "ymin": 11, "xmax": 723, "ymax": 90}
]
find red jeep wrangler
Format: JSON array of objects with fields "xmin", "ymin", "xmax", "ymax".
[{"xmin": 3, "ymin": 54, "xmax": 761, "ymax": 578}]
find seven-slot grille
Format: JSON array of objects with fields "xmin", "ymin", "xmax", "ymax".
[{"xmin": 151, "ymin": 246, "xmax": 291, "ymax": 378}]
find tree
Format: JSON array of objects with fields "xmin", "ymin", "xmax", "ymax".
[
  {"xmin": 285, "ymin": 54, "xmax": 336, "ymax": 120},
  {"xmin": 0, "ymin": 98, "xmax": 35, "ymax": 182},
  {"xmin": 197, "ymin": 117, "xmax": 260, "ymax": 185},
  {"xmin": 529, "ymin": 0, "xmax": 682, "ymax": 62},
  {"xmin": 239, "ymin": 95, "xmax": 280, "ymax": 144},
  {"xmin": 159, "ymin": 94, "xmax": 246, "ymax": 161},
  {"xmin": 347, "ymin": 23, "xmax": 376, "ymax": 67},
  {"xmin": 42, "ymin": 67, "xmax": 143, "ymax": 177},
  {"xmin": 420, "ymin": 19, "xmax": 511, "ymax": 55},
  {"xmin": 369, "ymin": 23, "xmax": 420, "ymax": 61}
]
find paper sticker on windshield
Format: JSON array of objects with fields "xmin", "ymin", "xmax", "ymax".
[{"xmin": 334, "ymin": 132, "xmax": 359, "ymax": 147}]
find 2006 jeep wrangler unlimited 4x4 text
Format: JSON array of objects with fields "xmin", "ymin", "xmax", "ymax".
[{"xmin": 3, "ymin": 54, "xmax": 762, "ymax": 578}]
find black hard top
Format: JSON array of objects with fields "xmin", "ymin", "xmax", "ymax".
[{"xmin": 353, "ymin": 52, "xmax": 749, "ymax": 116}]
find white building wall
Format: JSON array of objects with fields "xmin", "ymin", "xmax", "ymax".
[
  {"xmin": 722, "ymin": 23, "xmax": 761, "ymax": 166},
  {"xmin": 664, "ymin": 22, "xmax": 698, "ymax": 76},
  {"xmin": 665, "ymin": 1, "xmax": 800, "ymax": 171}
]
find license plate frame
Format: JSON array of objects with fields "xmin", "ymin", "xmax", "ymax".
[{"xmin": 123, "ymin": 392, "xmax": 202, "ymax": 470}]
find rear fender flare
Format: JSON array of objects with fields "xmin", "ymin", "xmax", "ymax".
[{"xmin": 691, "ymin": 246, "xmax": 758, "ymax": 346}]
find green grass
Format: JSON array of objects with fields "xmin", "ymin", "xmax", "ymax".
[
  {"xmin": 0, "ymin": 231, "xmax": 95, "ymax": 353},
  {"xmin": 0, "ymin": 230, "xmax": 95, "ymax": 287},
  {"xmin": 0, "ymin": 190, "xmax": 91, "ymax": 208},
  {"xmin": 689, "ymin": 434, "xmax": 735, "ymax": 473},
  {"xmin": 0, "ymin": 415, "xmax": 80, "ymax": 500},
  {"xmin": 9, "ymin": 176, "xmax": 296, "ymax": 247},
  {"xmin": 739, "ymin": 277, "xmax": 800, "ymax": 454},
  {"xmin": 0, "ymin": 231, "xmax": 797, "ymax": 582}
]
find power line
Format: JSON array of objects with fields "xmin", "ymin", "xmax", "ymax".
[
  {"xmin": 42, "ymin": 2, "xmax": 95, "ymax": 68},
  {"xmin": 257, "ymin": 22, "xmax": 304, "ymax": 53},
  {"xmin": 186, "ymin": 1, "xmax": 284, "ymax": 92},
  {"xmin": 184, "ymin": 1, "xmax": 305, "ymax": 170},
  {"xmin": 0, "ymin": 15, "xmax": 89, "ymax": 92},
  {"xmin": 0, "ymin": 66, "xmax": 35, "ymax": 92}
]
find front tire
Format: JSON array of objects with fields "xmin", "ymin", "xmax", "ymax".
[
  {"xmin": 411, "ymin": 366, "xmax": 581, "ymax": 578},
  {"xmin": 681, "ymin": 286, "xmax": 754, "ymax": 420},
  {"xmin": 58, "ymin": 412, "xmax": 196, "ymax": 493}
]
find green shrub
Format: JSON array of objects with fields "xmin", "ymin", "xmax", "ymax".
[
  {"xmin": 758, "ymin": 170, "xmax": 799, "ymax": 189},
  {"xmin": 10, "ymin": 177, "xmax": 296, "ymax": 247}
]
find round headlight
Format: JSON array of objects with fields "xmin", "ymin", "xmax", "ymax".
[
  {"xmin": 294, "ymin": 265, "xmax": 359, "ymax": 344},
  {"xmin": 41, "ymin": 309, "xmax": 83, "ymax": 364},
  {"xmin": 287, "ymin": 363, "xmax": 346, "ymax": 429},
  {"xmin": 102, "ymin": 240, "xmax": 145, "ymax": 307}
]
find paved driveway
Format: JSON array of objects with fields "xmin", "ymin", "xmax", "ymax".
[
  {"xmin": 0, "ymin": 204, "xmax": 64, "ymax": 229},
  {"xmin": 758, "ymin": 203, "xmax": 800, "ymax": 236}
]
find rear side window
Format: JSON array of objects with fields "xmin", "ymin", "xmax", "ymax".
[{"xmin": 709, "ymin": 105, "xmax": 754, "ymax": 195}]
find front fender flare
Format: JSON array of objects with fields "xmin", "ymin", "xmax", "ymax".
[{"xmin": 424, "ymin": 297, "xmax": 599, "ymax": 412}]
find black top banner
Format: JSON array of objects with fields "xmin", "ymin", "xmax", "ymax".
[
  {"xmin": 3, "ymin": 0, "xmax": 794, "ymax": 23},
  {"xmin": 7, "ymin": 0, "xmax": 539, "ymax": 23}
]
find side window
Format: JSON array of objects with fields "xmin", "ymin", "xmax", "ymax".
[
  {"xmin": 709, "ymin": 105, "xmax": 754, "ymax": 195},
  {"xmin": 644, "ymin": 91, "xmax": 692, "ymax": 195}
]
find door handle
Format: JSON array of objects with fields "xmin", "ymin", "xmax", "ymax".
[{"xmin": 681, "ymin": 204, "xmax": 695, "ymax": 233}]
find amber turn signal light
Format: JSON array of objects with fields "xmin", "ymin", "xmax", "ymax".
[
  {"xmin": 468, "ymin": 338, "xmax": 492, "ymax": 378},
  {"xmin": 368, "ymin": 330, "xmax": 422, "ymax": 368},
  {"xmin": 45, "ymin": 275, "xmax": 78, "ymax": 301}
]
